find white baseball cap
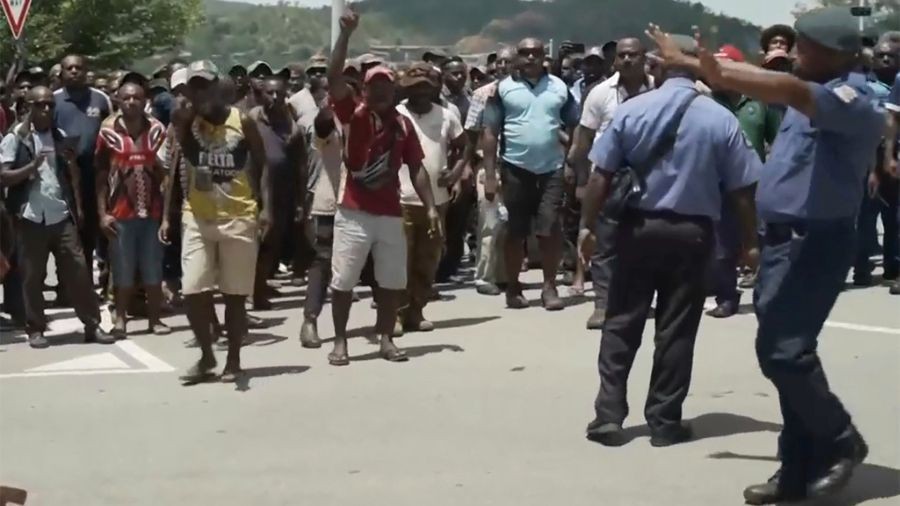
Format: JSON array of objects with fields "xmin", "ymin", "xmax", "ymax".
[{"xmin": 170, "ymin": 68, "xmax": 188, "ymax": 90}]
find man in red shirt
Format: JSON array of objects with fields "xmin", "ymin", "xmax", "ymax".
[
  {"xmin": 326, "ymin": 10, "xmax": 440, "ymax": 366},
  {"xmin": 96, "ymin": 82, "xmax": 170, "ymax": 338}
]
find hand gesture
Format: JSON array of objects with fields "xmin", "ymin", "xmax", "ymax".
[
  {"xmin": 28, "ymin": 154, "xmax": 46, "ymax": 177},
  {"xmin": 340, "ymin": 10, "xmax": 360, "ymax": 33},
  {"xmin": 645, "ymin": 24, "xmax": 684, "ymax": 65},
  {"xmin": 101, "ymin": 214, "xmax": 118, "ymax": 238},
  {"xmin": 886, "ymin": 157, "xmax": 898, "ymax": 179},
  {"xmin": 867, "ymin": 171, "xmax": 880, "ymax": 199}
]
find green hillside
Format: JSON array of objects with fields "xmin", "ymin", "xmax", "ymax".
[{"xmin": 184, "ymin": 0, "xmax": 762, "ymax": 69}]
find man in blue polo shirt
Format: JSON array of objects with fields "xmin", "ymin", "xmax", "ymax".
[
  {"xmin": 483, "ymin": 37, "xmax": 579, "ymax": 311},
  {"xmin": 53, "ymin": 54, "xmax": 112, "ymax": 279}
]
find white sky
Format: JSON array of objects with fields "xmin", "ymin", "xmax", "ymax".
[{"xmin": 241, "ymin": 0, "xmax": 798, "ymax": 27}]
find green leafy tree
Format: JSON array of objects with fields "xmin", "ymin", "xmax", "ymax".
[{"xmin": 1, "ymin": 0, "xmax": 203, "ymax": 71}]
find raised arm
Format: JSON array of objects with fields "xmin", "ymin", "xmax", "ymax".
[{"xmin": 327, "ymin": 10, "xmax": 360, "ymax": 102}]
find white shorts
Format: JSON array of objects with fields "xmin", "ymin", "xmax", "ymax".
[{"xmin": 331, "ymin": 207, "xmax": 407, "ymax": 291}]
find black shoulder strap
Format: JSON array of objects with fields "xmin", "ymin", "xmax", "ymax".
[{"xmin": 631, "ymin": 91, "xmax": 699, "ymax": 179}]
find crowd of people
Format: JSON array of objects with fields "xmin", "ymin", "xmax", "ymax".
[{"xmin": 0, "ymin": 6, "xmax": 898, "ymax": 504}]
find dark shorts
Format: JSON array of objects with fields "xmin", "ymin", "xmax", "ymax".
[{"xmin": 501, "ymin": 162, "xmax": 563, "ymax": 239}]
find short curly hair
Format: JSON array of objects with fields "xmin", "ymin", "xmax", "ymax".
[{"xmin": 760, "ymin": 24, "xmax": 796, "ymax": 52}]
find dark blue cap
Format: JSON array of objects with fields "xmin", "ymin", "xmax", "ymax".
[{"xmin": 795, "ymin": 7, "xmax": 862, "ymax": 53}]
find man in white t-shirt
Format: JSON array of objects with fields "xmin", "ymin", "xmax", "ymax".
[
  {"xmin": 566, "ymin": 37, "xmax": 655, "ymax": 330},
  {"xmin": 397, "ymin": 62, "xmax": 466, "ymax": 331}
]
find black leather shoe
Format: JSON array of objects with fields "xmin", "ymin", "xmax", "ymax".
[
  {"xmin": 650, "ymin": 422, "xmax": 693, "ymax": 447},
  {"xmin": 743, "ymin": 469, "xmax": 807, "ymax": 505},
  {"xmin": 299, "ymin": 320, "xmax": 322, "ymax": 349},
  {"xmin": 586, "ymin": 308, "xmax": 606, "ymax": 330},
  {"xmin": 585, "ymin": 420, "xmax": 628, "ymax": 447},
  {"xmin": 85, "ymin": 327, "xmax": 115, "ymax": 345},
  {"xmin": 28, "ymin": 333, "xmax": 50, "ymax": 349},
  {"xmin": 808, "ymin": 427, "xmax": 868, "ymax": 499},
  {"xmin": 706, "ymin": 300, "xmax": 738, "ymax": 318}
]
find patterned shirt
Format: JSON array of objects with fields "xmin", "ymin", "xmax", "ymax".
[{"xmin": 95, "ymin": 113, "xmax": 166, "ymax": 221}]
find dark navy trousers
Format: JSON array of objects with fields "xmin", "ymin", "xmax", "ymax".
[{"xmin": 754, "ymin": 218, "xmax": 855, "ymax": 477}]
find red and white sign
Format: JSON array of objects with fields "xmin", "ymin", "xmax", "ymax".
[{"xmin": 1, "ymin": 0, "xmax": 31, "ymax": 39}]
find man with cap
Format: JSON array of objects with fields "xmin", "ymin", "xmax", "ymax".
[
  {"xmin": 578, "ymin": 33, "xmax": 761, "ymax": 449},
  {"xmin": 649, "ymin": 7, "xmax": 883, "ymax": 503},
  {"xmin": 397, "ymin": 62, "xmax": 466, "ymax": 331},
  {"xmin": 706, "ymin": 44, "xmax": 781, "ymax": 318},
  {"xmin": 570, "ymin": 46, "xmax": 607, "ymax": 107},
  {"xmin": 239, "ymin": 61, "xmax": 273, "ymax": 112},
  {"xmin": 482, "ymin": 37, "xmax": 580, "ymax": 311},
  {"xmin": 288, "ymin": 55, "xmax": 328, "ymax": 128},
  {"xmin": 423, "ymin": 49, "xmax": 450, "ymax": 68},
  {"xmin": 325, "ymin": 10, "xmax": 440, "ymax": 366},
  {"xmin": 169, "ymin": 60, "xmax": 273, "ymax": 384},
  {"xmin": 568, "ymin": 37, "xmax": 655, "ymax": 329}
]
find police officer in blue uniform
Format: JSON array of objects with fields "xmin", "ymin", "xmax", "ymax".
[
  {"xmin": 578, "ymin": 35, "xmax": 762, "ymax": 448},
  {"xmin": 648, "ymin": 7, "xmax": 884, "ymax": 504}
]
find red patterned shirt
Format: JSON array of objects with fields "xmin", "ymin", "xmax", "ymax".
[{"xmin": 95, "ymin": 114, "xmax": 166, "ymax": 221}]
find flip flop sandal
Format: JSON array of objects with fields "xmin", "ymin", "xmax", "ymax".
[
  {"xmin": 220, "ymin": 368, "xmax": 244, "ymax": 383},
  {"xmin": 380, "ymin": 348, "xmax": 409, "ymax": 363},
  {"xmin": 328, "ymin": 352, "xmax": 350, "ymax": 367}
]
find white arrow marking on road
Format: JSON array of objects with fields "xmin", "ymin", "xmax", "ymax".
[{"xmin": 26, "ymin": 352, "xmax": 129, "ymax": 372}]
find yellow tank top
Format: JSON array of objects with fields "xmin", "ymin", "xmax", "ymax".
[{"xmin": 183, "ymin": 107, "xmax": 258, "ymax": 220}]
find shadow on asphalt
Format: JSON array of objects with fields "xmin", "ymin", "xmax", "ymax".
[
  {"xmin": 349, "ymin": 344, "xmax": 465, "ymax": 362},
  {"xmin": 593, "ymin": 413, "xmax": 782, "ymax": 447},
  {"xmin": 707, "ymin": 452, "xmax": 900, "ymax": 506},
  {"xmin": 432, "ymin": 316, "xmax": 500, "ymax": 330},
  {"xmin": 234, "ymin": 365, "xmax": 311, "ymax": 392}
]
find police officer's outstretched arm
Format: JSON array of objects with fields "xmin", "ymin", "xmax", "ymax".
[{"xmin": 647, "ymin": 22, "xmax": 878, "ymax": 137}]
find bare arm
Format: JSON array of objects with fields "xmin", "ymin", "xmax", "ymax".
[
  {"xmin": 728, "ymin": 186, "xmax": 759, "ymax": 258},
  {"xmin": 95, "ymin": 149, "xmax": 111, "ymax": 218},
  {"xmin": 241, "ymin": 114, "xmax": 271, "ymax": 214},
  {"xmin": 409, "ymin": 162, "xmax": 436, "ymax": 210},
  {"xmin": 884, "ymin": 110, "xmax": 898, "ymax": 177},
  {"xmin": 327, "ymin": 11, "xmax": 359, "ymax": 103},
  {"xmin": 567, "ymin": 124, "xmax": 597, "ymax": 184},
  {"xmin": 579, "ymin": 171, "xmax": 613, "ymax": 230},
  {"xmin": 0, "ymin": 157, "xmax": 41, "ymax": 187}
]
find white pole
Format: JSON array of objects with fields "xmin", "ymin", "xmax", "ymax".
[
  {"xmin": 331, "ymin": 0, "xmax": 346, "ymax": 51},
  {"xmin": 858, "ymin": 0, "xmax": 865, "ymax": 32}
]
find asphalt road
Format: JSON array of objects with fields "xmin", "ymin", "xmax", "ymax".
[{"xmin": 1, "ymin": 269, "xmax": 898, "ymax": 506}]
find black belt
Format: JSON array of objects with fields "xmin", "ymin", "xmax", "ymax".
[{"xmin": 622, "ymin": 208, "xmax": 712, "ymax": 227}]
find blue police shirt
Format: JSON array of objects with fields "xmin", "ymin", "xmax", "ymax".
[
  {"xmin": 484, "ymin": 73, "xmax": 579, "ymax": 174},
  {"xmin": 588, "ymin": 77, "xmax": 761, "ymax": 220},
  {"xmin": 757, "ymin": 72, "xmax": 885, "ymax": 223},
  {"xmin": 52, "ymin": 86, "xmax": 111, "ymax": 179},
  {"xmin": 887, "ymin": 72, "xmax": 900, "ymax": 114}
]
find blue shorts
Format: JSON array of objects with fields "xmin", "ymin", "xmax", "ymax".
[{"xmin": 111, "ymin": 218, "xmax": 164, "ymax": 288}]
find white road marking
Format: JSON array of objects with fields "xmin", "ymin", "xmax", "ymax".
[
  {"xmin": 26, "ymin": 352, "xmax": 129, "ymax": 372},
  {"xmin": 823, "ymin": 321, "xmax": 900, "ymax": 336},
  {"xmin": 115, "ymin": 341, "xmax": 175, "ymax": 372}
]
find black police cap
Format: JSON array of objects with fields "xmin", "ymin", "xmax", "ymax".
[{"xmin": 795, "ymin": 7, "xmax": 862, "ymax": 54}]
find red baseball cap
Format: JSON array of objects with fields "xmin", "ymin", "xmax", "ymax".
[
  {"xmin": 763, "ymin": 49, "xmax": 791, "ymax": 65},
  {"xmin": 714, "ymin": 44, "xmax": 745, "ymax": 62},
  {"xmin": 364, "ymin": 65, "xmax": 395, "ymax": 85}
]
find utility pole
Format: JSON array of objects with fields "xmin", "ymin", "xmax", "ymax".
[{"xmin": 331, "ymin": 0, "xmax": 346, "ymax": 51}]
